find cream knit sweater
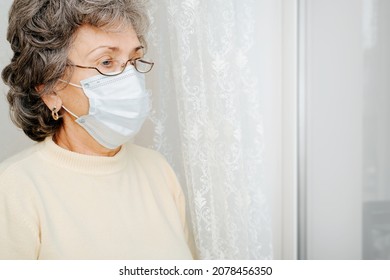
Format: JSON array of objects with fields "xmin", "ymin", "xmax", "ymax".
[{"xmin": 0, "ymin": 138, "xmax": 193, "ymax": 260}]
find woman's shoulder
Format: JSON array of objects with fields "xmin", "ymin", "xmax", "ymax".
[
  {"xmin": 0, "ymin": 143, "xmax": 42, "ymax": 179},
  {"xmin": 125, "ymin": 143, "xmax": 167, "ymax": 164},
  {"xmin": 125, "ymin": 143, "xmax": 180, "ymax": 182}
]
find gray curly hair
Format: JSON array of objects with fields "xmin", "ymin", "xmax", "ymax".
[{"xmin": 1, "ymin": 0, "xmax": 150, "ymax": 142}]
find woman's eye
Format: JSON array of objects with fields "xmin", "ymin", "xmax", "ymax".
[{"xmin": 100, "ymin": 60, "xmax": 114, "ymax": 67}]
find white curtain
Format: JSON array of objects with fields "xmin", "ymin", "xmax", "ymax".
[{"xmin": 136, "ymin": 0, "xmax": 277, "ymax": 259}]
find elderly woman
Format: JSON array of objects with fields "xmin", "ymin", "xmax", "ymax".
[{"xmin": 0, "ymin": 0, "xmax": 193, "ymax": 260}]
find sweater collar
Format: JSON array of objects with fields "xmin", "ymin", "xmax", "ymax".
[{"xmin": 38, "ymin": 137, "xmax": 128, "ymax": 175}]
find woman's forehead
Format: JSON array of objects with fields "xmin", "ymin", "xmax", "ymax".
[{"xmin": 68, "ymin": 24, "xmax": 141, "ymax": 60}]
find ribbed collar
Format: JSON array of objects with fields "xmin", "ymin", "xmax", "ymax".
[{"xmin": 38, "ymin": 137, "xmax": 128, "ymax": 175}]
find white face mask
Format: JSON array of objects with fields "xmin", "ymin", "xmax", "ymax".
[{"xmin": 61, "ymin": 66, "xmax": 150, "ymax": 149}]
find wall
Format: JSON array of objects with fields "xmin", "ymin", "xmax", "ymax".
[{"xmin": 303, "ymin": 0, "xmax": 390, "ymax": 259}]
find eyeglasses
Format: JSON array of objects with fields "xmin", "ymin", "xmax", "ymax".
[{"xmin": 68, "ymin": 56, "xmax": 154, "ymax": 76}]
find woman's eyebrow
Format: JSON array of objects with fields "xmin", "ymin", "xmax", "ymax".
[
  {"xmin": 87, "ymin": 46, "xmax": 118, "ymax": 56},
  {"xmin": 87, "ymin": 45, "xmax": 143, "ymax": 57},
  {"xmin": 134, "ymin": 45, "xmax": 144, "ymax": 52}
]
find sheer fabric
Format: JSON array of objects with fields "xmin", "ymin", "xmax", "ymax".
[{"xmin": 136, "ymin": 0, "xmax": 273, "ymax": 259}]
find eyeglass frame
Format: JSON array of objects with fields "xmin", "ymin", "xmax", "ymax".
[{"xmin": 66, "ymin": 51, "xmax": 154, "ymax": 76}]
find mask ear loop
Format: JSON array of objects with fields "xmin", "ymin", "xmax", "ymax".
[
  {"xmin": 58, "ymin": 79, "xmax": 82, "ymax": 89},
  {"xmin": 62, "ymin": 105, "xmax": 80, "ymax": 119},
  {"xmin": 57, "ymin": 79, "xmax": 82, "ymax": 119}
]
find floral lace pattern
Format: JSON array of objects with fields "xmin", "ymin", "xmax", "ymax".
[{"xmin": 137, "ymin": 0, "xmax": 273, "ymax": 259}]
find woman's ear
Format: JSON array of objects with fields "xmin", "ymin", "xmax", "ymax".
[
  {"xmin": 41, "ymin": 91, "xmax": 63, "ymax": 121},
  {"xmin": 37, "ymin": 84, "xmax": 63, "ymax": 111},
  {"xmin": 41, "ymin": 92, "xmax": 62, "ymax": 110}
]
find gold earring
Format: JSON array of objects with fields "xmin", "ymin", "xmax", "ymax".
[{"xmin": 52, "ymin": 106, "xmax": 59, "ymax": 121}]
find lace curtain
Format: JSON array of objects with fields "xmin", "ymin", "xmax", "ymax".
[{"xmin": 136, "ymin": 0, "xmax": 274, "ymax": 259}]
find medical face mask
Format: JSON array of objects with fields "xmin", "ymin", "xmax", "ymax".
[{"xmin": 61, "ymin": 66, "xmax": 150, "ymax": 149}]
